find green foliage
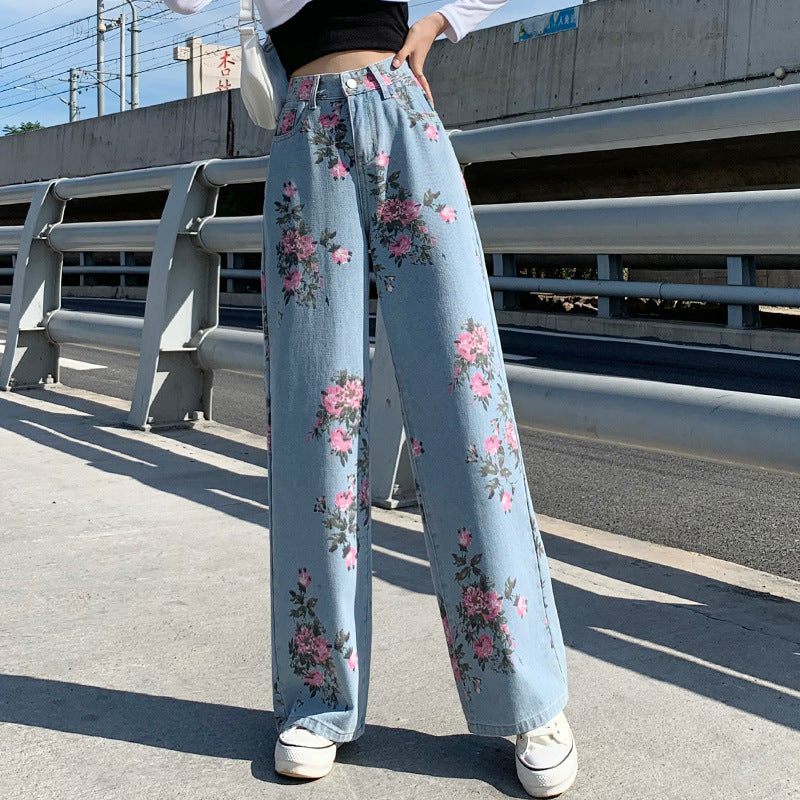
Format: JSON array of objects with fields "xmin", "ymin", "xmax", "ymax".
[{"xmin": 2, "ymin": 121, "xmax": 43, "ymax": 136}]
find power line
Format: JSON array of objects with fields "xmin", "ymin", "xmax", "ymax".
[
  {"xmin": 0, "ymin": 0, "xmax": 80, "ymax": 35},
  {"xmin": 0, "ymin": 10, "xmax": 236, "ymax": 96}
]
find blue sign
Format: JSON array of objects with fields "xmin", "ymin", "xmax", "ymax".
[{"xmin": 514, "ymin": 5, "xmax": 580, "ymax": 42}]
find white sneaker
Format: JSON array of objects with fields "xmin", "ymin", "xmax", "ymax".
[
  {"xmin": 515, "ymin": 711, "xmax": 578, "ymax": 798},
  {"xmin": 274, "ymin": 724, "xmax": 337, "ymax": 779}
]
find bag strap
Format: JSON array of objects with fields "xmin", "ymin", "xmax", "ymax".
[{"xmin": 238, "ymin": 0, "xmax": 256, "ymax": 33}]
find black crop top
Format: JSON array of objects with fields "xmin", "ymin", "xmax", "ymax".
[{"xmin": 269, "ymin": 0, "xmax": 409, "ymax": 79}]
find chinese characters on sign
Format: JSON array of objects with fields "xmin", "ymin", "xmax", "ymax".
[
  {"xmin": 513, "ymin": 6, "xmax": 579, "ymax": 43},
  {"xmin": 174, "ymin": 37, "xmax": 243, "ymax": 97}
]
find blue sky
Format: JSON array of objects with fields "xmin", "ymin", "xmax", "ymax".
[{"xmin": 0, "ymin": 0, "xmax": 566, "ymax": 130}]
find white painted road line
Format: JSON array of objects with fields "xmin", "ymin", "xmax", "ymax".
[
  {"xmin": 0, "ymin": 341, "xmax": 106, "ymax": 371},
  {"xmin": 59, "ymin": 356, "xmax": 107, "ymax": 372}
]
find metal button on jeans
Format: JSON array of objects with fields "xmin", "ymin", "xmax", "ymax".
[{"xmin": 345, "ymin": 78, "xmax": 358, "ymax": 88}]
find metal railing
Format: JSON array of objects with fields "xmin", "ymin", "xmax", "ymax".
[{"xmin": 2, "ymin": 85, "xmax": 800, "ymax": 496}]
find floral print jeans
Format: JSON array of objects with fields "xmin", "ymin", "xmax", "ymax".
[{"xmin": 261, "ymin": 54, "xmax": 568, "ymax": 743}]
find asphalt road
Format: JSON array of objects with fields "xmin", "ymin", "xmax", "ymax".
[{"xmin": 8, "ymin": 296, "xmax": 797, "ymax": 582}]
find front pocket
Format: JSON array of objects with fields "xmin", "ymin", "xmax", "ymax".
[{"xmin": 272, "ymin": 100, "xmax": 309, "ymax": 141}]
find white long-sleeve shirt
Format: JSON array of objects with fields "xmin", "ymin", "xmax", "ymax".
[{"xmin": 161, "ymin": 0, "xmax": 510, "ymax": 44}]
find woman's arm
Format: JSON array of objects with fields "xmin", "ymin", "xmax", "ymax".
[
  {"xmin": 162, "ymin": 0, "xmax": 212, "ymax": 15},
  {"xmin": 435, "ymin": 0, "xmax": 511, "ymax": 43},
  {"xmin": 393, "ymin": 0, "xmax": 509, "ymax": 108}
]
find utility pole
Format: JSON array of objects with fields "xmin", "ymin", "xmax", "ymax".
[
  {"xmin": 69, "ymin": 69, "xmax": 79, "ymax": 122},
  {"xmin": 97, "ymin": 0, "xmax": 105, "ymax": 116},
  {"xmin": 124, "ymin": 0, "xmax": 139, "ymax": 109},
  {"xmin": 119, "ymin": 12, "xmax": 125, "ymax": 112}
]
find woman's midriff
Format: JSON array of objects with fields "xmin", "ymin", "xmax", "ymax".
[{"xmin": 288, "ymin": 49, "xmax": 398, "ymax": 79}]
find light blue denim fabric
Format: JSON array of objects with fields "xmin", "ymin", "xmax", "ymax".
[{"xmin": 260, "ymin": 54, "xmax": 568, "ymax": 743}]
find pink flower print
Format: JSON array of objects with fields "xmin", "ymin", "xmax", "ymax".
[
  {"xmin": 470, "ymin": 325, "xmax": 490, "ymax": 355},
  {"xmin": 294, "ymin": 625, "xmax": 315, "ymax": 655},
  {"xmin": 348, "ymin": 649, "xmax": 358, "ymax": 670},
  {"xmin": 473, "ymin": 633, "xmax": 493, "ymax": 659},
  {"xmin": 390, "ymin": 234, "xmax": 412, "ymax": 257},
  {"xmin": 330, "ymin": 160, "xmax": 349, "ymax": 180},
  {"xmin": 358, "ymin": 478, "xmax": 370, "ymax": 506},
  {"xmin": 500, "ymin": 623, "xmax": 510, "ymax": 635},
  {"xmin": 335, "ymin": 488, "xmax": 354, "ymax": 510},
  {"xmin": 279, "ymin": 109, "xmax": 296, "ymax": 135},
  {"xmin": 298, "ymin": 569, "xmax": 311, "ymax": 588},
  {"xmin": 260, "ymin": 272, "xmax": 266, "ymax": 292},
  {"xmin": 322, "ymin": 384, "xmax": 343, "ymax": 416},
  {"xmin": 399, "ymin": 200, "xmax": 421, "ymax": 223},
  {"xmin": 439, "ymin": 206, "xmax": 456, "ymax": 223},
  {"xmin": 516, "ymin": 596, "xmax": 527, "ymax": 617},
  {"xmin": 462, "ymin": 586, "xmax": 485, "ymax": 618},
  {"xmin": 455, "ymin": 332, "xmax": 477, "ymax": 362},
  {"xmin": 280, "ymin": 229, "xmax": 301, "ymax": 254},
  {"xmin": 505, "ymin": 421, "xmax": 518, "ymax": 451},
  {"xmin": 283, "ymin": 181, "xmax": 297, "ymax": 198},
  {"xmin": 283, "ymin": 268, "xmax": 302, "ymax": 292},
  {"xmin": 313, "ymin": 636, "xmax": 331, "ymax": 663},
  {"xmin": 425, "ymin": 124, "xmax": 438, "ymax": 141},
  {"xmin": 297, "ymin": 77, "xmax": 314, "ymax": 100},
  {"xmin": 501, "ymin": 491, "xmax": 512, "ymax": 513},
  {"xmin": 450, "ymin": 654, "xmax": 461, "ymax": 681},
  {"xmin": 382, "ymin": 73, "xmax": 392, "ymax": 85},
  {"xmin": 471, "ymin": 372, "xmax": 490, "ymax": 399},
  {"xmin": 453, "ymin": 366, "xmax": 462, "ymax": 379},
  {"xmin": 410, "ymin": 437, "xmax": 424, "ymax": 457},
  {"xmin": 330, "ymin": 427, "xmax": 352, "ymax": 454},
  {"xmin": 457, "ymin": 527, "xmax": 472, "ymax": 548},
  {"xmin": 303, "ymin": 670, "xmax": 325, "ymax": 688},
  {"xmin": 375, "ymin": 151, "xmax": 390, "ymax": 167},
  {"xmin": 484, "ymin": 434, "xmax": 501, "ymax": 455},
  {"xmin": 332, "ymin": 246, "xmax": 351, "ymax": 264},
  {"xmin": 411, "ymin": 74, "xmax": 422, "ymax": 87},
  {"xmin": 345, "ymin": 547, "xmax": 357, "ymax": 569},
  {"xmin": 482, "ymin": 591, "xmax": 502, "ymax": 622},
  {"xmin": 442, "ymin": 616, "xmax": 453, "ymax": 647},
  {"xmin": 296, "ymin": 234, "xmax": 315, "ymax": 259},
  {"xmin": 319, "ymin": 112, "xmax": 340, "ymax": 129},
  {"xmin": 341, "ymin": 379, "xmax": 364, "ymax": 409},
  {"xmin": 362, "ymin": 72, "xmax": 379, "ymax": 89}
]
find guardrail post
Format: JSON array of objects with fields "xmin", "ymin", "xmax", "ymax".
[
  {"xmin": 492, "ymin": 253, "xmax": 520, "ymax": 311},
  {"xmin": 727, "ymin": 255, "xmax": 760, "ymax": 328},
  {"xmin": 127, "ymin": 162, "xmax": 222, "ymax": 430},
  {"xmin": 0, "ymin": 181, "xmax": 65, "ymax": 391},
  {"xmin": 368, "ymin": 302, "xmax": 417, "ymax": 508},
  {"xmin": 597, "ymin": 254, "xmax": 625, "ymax": 317}
]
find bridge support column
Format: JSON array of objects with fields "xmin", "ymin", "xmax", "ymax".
[
  {"xmin": 492, "ymin": 253, "xmax": 520, "ymax": 311},
  {"xmin": 0, "ymin": 181, "xmax": 65, "ymax": 391},
  {"xmin": 127, "ymin": 162, "xmax": 221, "ymax": 430},
  {"xmin": 368, "ymin": 302, "xmax": 417, "ymax": 509},
  {"xmin": 727, "ymin": 255, "xmax": 761, "ymax": 328},
  {"xmin": 597, "ymin": 253, "xmax": 626, "ymax": 317}
]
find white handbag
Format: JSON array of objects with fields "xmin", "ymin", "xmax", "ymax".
[{"xmin": 238, "ymin": 0, "xmax": 288, "ymax": 130}]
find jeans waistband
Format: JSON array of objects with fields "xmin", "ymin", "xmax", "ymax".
[{"xmin": 284, "ymin": 54, "xmax": 421, "ymax": 103}]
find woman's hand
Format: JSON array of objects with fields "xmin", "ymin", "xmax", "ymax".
[{"xmin": 392, "ymin": 11, "xmax": 451, "ymax": 109}]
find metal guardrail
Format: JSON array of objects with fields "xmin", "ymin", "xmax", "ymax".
[{"xmin": 2, "ymin": 93, "xmax": 800, "ymax": 488}]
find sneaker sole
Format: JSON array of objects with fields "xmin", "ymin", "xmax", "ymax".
[
  {"xmin": 274, "ymin": 740, "xmax": 336, "ymax": 780},
  {"xmin": 516, "ymin": 741, "xmax": 578, "ymax": 798}
]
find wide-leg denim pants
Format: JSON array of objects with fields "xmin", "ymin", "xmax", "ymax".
[{"xmin": 261, "ymin": 54, "xmax": 568, "ymax": 743}]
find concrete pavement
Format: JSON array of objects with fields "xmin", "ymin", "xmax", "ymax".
[{"xmin": 1, "ymin": 384, "xmax": 798, "ymax": 799}]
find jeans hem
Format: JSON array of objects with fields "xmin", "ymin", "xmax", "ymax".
[
  {"xmin": 283, "ymin": 715, "xmax": 366, "ymax": 744},
  {"xmin": 465, "ymin": 691, "xmax": 568, "ymax": 737}
]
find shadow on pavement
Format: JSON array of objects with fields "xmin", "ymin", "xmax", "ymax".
[{"xmin": 3, "ymin": 386, "xmax": 799, "ymax": 743}]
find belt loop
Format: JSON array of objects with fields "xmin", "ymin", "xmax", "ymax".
[
  {"xmin": 310, "ymin": 74, "xmax": 321, "ymax": 109},
  {"xmin": 367, "ymin": 63, "xmax": 392, "ymax": 100}
]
